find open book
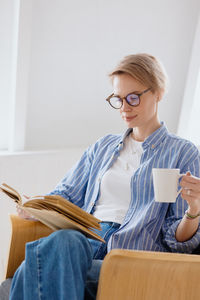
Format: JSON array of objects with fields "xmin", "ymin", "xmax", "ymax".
[
  {"xmin": 0, "ymin": 183, "xmax": 104, "ymax": 243},
  {"xmin": 1, "ymin": 183, "xmax": 106, "ymax": 278}
]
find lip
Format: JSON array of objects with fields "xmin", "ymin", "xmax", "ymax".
[{"xmin": 123, "ymin": 115, "xmax": 138, "ymax": 122}]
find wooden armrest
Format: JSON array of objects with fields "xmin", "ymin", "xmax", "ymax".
[
  {"xmin": 5, "ymin": 214, "xmax": 53, "ymax": 279},
  {"xmin": 97, "ymin": 249, "xmax": 200, "ymax": 300}
]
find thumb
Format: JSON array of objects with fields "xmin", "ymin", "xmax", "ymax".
[{"xmin": 186, "ymin": 171, "xmax": 191, "ymax": 176}]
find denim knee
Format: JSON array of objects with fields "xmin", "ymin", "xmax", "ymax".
[
  {"xmin": 37, "ymin": 229, "xmax": 92, "ymax": 258},
  {"xmin": 48, "ymin": 228, "xmax": 88, "ymax": 244}
]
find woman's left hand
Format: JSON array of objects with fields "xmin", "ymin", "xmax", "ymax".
[{"xmin": 180, "ymin": 172, "xmax": 200, "ymax": 214}]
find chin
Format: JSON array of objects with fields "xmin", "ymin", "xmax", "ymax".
[{"xmin": 126, "ymin": 120, "xmax": 138, "ymax": 128}]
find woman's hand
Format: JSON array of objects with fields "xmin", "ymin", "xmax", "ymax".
[
  {"xmin": 180, "ymin": 172, "xmax": 200, "ymax": 215},
  {"xmin": 16, "ymin": 206, "xmax": 35, "ymax": 220},
  {"xmin": 17, "ymin": 195, "xmax": 37, "ymax": 220},
  {"xmin": 175, "ymin": 172, "xmax": 200, "ymax": 242}
]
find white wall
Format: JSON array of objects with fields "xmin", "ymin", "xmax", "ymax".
[
  {"xmin": 14, "ymin": 0, "xmax": 200, "ymax": 151},
  {"xmin": 0, "ymin": 0, "xmax": 16, "ymax": 150}
]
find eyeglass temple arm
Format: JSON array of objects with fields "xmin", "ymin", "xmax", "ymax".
[{"xmin": 106, "ymin": 93, "xmax": 114, "ymax": 101}]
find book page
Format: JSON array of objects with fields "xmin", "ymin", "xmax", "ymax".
[
  {"xmin": 24, "ymin": 195, "xmax": 101, "ymax": 229},
  {"xmin": 23, "ymin": 207, "xmax": 105, "ymax": 243},
  {"xmin": 0, "ymin": 183, "xmax": 22, "ymax": 204}
]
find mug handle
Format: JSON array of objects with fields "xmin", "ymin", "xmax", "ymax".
[
  {"xmin": 176, "ymin": 173, "xmax": 185, "ymax": 198},
  {"xmin": 176, "ymin": 188, "xmax": 182, "ymax": 198}
]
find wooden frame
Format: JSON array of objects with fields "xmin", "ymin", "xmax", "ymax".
[
  {"xmin": 5, "ymin": 215, "xmax": 53, "ymax": 278},
  {"xmin": 97, "ymin": 249, "xmax": 200, "ymax": 300}
]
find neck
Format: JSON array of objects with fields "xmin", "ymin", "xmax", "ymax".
[{"xmin": 131, "ymin": 120, "xmax": 161, "ymax": 142}]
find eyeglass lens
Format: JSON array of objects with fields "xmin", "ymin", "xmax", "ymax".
[{"xmin": 109, "ymin": 93, "xmax": 140, "ymax": 109}]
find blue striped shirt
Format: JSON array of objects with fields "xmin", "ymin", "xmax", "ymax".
[{"xmin": 49, "ymin": 123, "xmax": 200, "ymax": 253}]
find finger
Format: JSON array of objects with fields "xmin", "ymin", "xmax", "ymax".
[
  {"xmin": 16, "ymin": 206, "xmax": 31, "ymax": 219},
  {"xmin": 181, "ymin": 188, "xmax": 200, "ymax": 199},
  {"xmin": 16, "ymin": 205, "xmax": 22, "ymax": 213},
  {"xmin": 180, "ymin": 181, "xmax": 200, "ymax": 191},
  {"xmin": 181, "ymin": 192, "xmax": 194, "ymax": 202},
  {"xmin": 181, "ymin": 175, "xmax": 200, "ymax": 184}
]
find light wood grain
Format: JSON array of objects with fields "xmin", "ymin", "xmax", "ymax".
[
  {"xmin": 5, "ymin": 214, "xmax": 53, "ymax": 278},
  {"xmin": 97, "ymin": 249, "xmax": 200, "ymax": 300}
]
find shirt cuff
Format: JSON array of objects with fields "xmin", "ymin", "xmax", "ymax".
[{"xmin": 163, "ymin": 219, "xmax": 200, "ymax": 253}]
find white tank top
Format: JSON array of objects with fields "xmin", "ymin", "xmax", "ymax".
[{"xmin": 93, "ymin": 134, "xmax": 143, "ymax": 224}]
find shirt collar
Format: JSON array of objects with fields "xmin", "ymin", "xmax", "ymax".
[{"xmin": 120, "ymin": 122, "xmax": 168, "ymax": 150}]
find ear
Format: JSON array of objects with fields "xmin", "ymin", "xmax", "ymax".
[{"xmin": 156, "ymin": 89, "xmax": 164, "ymax": 102}]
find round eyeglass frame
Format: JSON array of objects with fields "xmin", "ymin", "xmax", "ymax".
[{"xmin": 106, "ymin": 88, "xmax": 151, "ymax": 109}]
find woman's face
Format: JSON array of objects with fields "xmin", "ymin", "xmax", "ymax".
[{"xmin": 112, "ymin": 73, "xmax": 160, "ymax": 131}]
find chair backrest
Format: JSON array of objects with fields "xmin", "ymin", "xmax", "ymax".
[{"xmin": 97, "ymin": 249, "xmax": 200, "ymax": 300}]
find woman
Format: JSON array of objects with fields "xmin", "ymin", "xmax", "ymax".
[{"xmin": 2, "ymin": 53, "xmax": 200, "ymax": 300}]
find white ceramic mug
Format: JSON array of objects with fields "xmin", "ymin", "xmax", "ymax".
[{"xmin": 152, "ymin": 168, "xmax": 183, "ymax": 203}]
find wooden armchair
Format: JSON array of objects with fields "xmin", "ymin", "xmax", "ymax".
[
  {"xmin": 97, "ymin": 249, "xmax": 200, "ymax": 300},
  {"xmin": 5, "ymin": 215, "xmax": 200, "ymax": 300}
]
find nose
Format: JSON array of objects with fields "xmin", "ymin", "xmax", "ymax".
[{"xmin": 120, "ymin": 99, "xmax": 132, "ymax": 112}]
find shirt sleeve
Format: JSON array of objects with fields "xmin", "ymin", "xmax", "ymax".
[
  {"xmin": 47, "ymin": 144, "xmax": 95, "ymax": 208},
  {"xmin": 162, "ymin": 143, "xmax": 200, "ymax": 253},
  {"xmin": 162, "ymin": 217, "xmax": 200, "ymax": 253}
]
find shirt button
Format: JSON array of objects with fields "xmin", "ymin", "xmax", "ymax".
[{"xmin": 151, "ymin": 144, "xmax": 155, "ymax": 149}]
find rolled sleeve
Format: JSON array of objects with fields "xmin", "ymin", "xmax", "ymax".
[{"xmin": 163, "ymin": 219, "xmax": 200, "ymax": 253}]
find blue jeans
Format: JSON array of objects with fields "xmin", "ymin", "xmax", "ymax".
[{"xmin": 9, "ymin": 222, "xmax": 120, "ymax": 300}]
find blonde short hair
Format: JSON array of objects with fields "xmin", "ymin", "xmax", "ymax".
[{"xmin": 109, "ymin": 53, "xmax": 168, "ymax": 94}]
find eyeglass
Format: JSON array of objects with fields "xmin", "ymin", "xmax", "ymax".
[{"xmin": 106, "ymin": 88, "xmax": 151, "ymax": 109}]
